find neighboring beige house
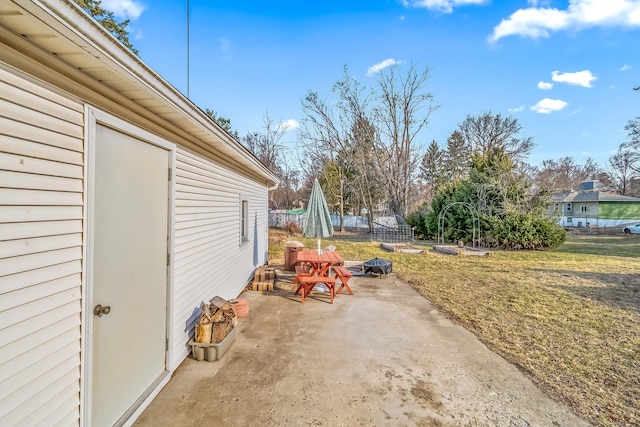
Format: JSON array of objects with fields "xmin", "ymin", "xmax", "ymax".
[
  {"xmin": 0, "ymin": 1, "xmax": 278, "ymax": 426},
  {"xmin": 550, "ymin": 191, "xmax": 640, "ymax": 228}
]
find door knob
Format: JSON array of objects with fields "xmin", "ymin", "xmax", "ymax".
[{"xmin": 93, "ymin": 304, "xmax": 111, "ymax": 317}]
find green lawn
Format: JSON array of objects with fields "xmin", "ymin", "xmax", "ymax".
[{"xmin": 269, "ymin": 231, "xmax": 640, "ymax": 427}]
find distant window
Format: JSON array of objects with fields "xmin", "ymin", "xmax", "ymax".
[
  {"xmin": 580, "ymin": 205, "xmax": 587, "ymax": 212},
  {"xmin": 565, "ymin": 203, "xmax": 572, "ymax": 211},
  {"xmin": 567, "ymin": 217, "xmax": 573, "ymax": 224},
  {"xmin": 241, "ymin": 199, "xmax": 249, "ymax": 243}
]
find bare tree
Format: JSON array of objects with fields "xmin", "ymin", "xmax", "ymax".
[
  {"xmin": 347, "ymin": 115, "xmax": 386, "ymax": 230},
  {"xmin": 242, "ymin": 112, "xmax": 288, "ymax": 174},
  {"xmin": 623, "ymin": 117, "xmax": 640, "ymax": 174},
  {"xmin": 535, "ymin": 156, "xmax": 600, "ymax": 192},
  {"xmin": 607, "ymin": 148, "xmax": 638, "ymax": 195},
  {"xmin": 458, "ymin": 112, "xmax": 534, "ymax": 165},
  {"xmin": 241, "ymin": 112, "xmax": 299, "ymax": 210},
  {"xmin": 374, "ymin": 62, "xmax": 439, "ymax": 216},
  {"xmin": 298, "ymin": 64, "xmax": 437, "ymax": 223},
  {"xmin": 335, "ymin": 72, "xmax": 386, "ymax": 229},
  {"xmin": 272, "ymin": 162, "xmax": 303, "ymax": 209},
  {"xmin": 298, "ymin": 89, "xmax": 351, "ymax": 230},
  {"xmin": 299, "ymin": 68, "xmax": 392, "ymax": 231}
]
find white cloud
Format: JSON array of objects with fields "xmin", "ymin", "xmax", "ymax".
[
  {"xmin": 401, "ymin": 0, "xmax": 488, "ymax": 14},
  {"xmin": 366, "ymin": 59, "xmax": 401, "ymax": 76},
  {"xmin": 101, "ymin": 0, "xmax": 145, "ymax": 20},
  {"xmin": 279, "ymin": 119, "xmax": 299, "ymax": 132},
  {"xmin": 551, "ymin": 70, "xmax": 597, "ymax": 87},
  {"xmin": 530, "ymin": 98, "xmax": 568, "ymax": 114},
  {"xmin": 489, "ymin": 0, "xmax": 640, "ymax": 42},
  {"xmin": 620, "ymin": 64, "xmax": 632, "ymax": 71},
  {"xmin": 508, "ymin": 106, "xmax": 525, "ymax": 112},
  {"xmin": 399, "ymin": 15, "xmax": 406, "ymax": 21},
  {"xmin": 537, "ymin": 81, "xmax": 553, "ymax": 90}
]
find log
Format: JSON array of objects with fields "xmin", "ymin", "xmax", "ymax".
[
  {"xmin": 210, "ymin": 296, "xmax": 227, "ymax": 309},
  {"xmin": 212, "ymin": 320, "xmax": 232, "ymax": 343},
  {"xmin": 195, "ymin": 322, "xmax": 212, "ymax": 343},
  {"xmin": 211, "ymin": 308, "xmax": 225, "ymax": 322},
  {"xmin": 199, "ymin": 304, "xmax": 213, "ymax": 324}
]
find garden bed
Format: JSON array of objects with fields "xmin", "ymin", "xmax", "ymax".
[
  {"xmin": 380, "ymin": 242, "xmax": 424, "ymax": 254},
  {"xmin": 433, "ymin": 245, "xmax": 492, "ymax": 257}
]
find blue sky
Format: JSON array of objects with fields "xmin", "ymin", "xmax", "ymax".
[{"xmin": 102, "ymin": 0, "xmax": 639, "ymax": 167}]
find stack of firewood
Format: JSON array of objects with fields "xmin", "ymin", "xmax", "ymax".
[
  {"xmin": 195, "ymin": 296, "xmax": 237, "ymax": 344},
  {"xmin": 251, "ymin": 266, "xmax": 276, "ymax": 291}
]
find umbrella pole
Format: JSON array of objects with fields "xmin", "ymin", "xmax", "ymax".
[{"xmin": 317, "ymin": 238, "xmax": 321, "ymax": 255}]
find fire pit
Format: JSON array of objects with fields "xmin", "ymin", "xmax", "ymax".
[{"xmin": 363, "ymin": 258, "xmax": 392, "ymax": 277}]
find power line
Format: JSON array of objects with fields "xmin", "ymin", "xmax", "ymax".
[{"xmin": 186, "ymin": 0, "xmax": 190, "ymax": 98}]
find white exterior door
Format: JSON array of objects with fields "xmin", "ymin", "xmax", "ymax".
[{"xmin": 91, "ymin": 124, "xmax": 169, "ymax": 426}]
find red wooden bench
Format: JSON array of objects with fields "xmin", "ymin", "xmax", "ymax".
[
  {"xmin": 295, "ymin": 276, "xmax": 336, "ymax": 304},
  {"xmin": 292, "ymin": 264, "xmax": 312, "ymax": 285},
  {"xmin": 332, "ymin": 265, "xmax": 353, "ymax": 296}
]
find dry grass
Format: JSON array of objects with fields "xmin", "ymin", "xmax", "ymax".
[{"xmin": 268, "ymin": 229, "xmax": 640, "ymax": 427}]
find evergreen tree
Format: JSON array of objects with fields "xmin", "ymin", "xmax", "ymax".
[
  {"xmin": 444, "ymin": 130, "xmax": 469, "ymax": 181},
  {"xmin": 424, "ymin": 147, "xmax": 564, "ymax": 249},
  {"xmin": 74, "ymin": 0, "xmax": 139, "ymax": 55},
  {"xmin": 205, "ymin": 109, "xmax": 239, "ymax": 140},
  {"xmin": 420, "ymin": 140, "xmax": 445, "ymax": 190}
]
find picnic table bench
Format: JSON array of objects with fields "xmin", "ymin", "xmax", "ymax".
[
  {"xmin": 332, "ymin": 265, "xmax": 353, "ymax": 296},
  {"xmin": 293, "ymin": 264, "xmax": 312, "ymax": 285},
  {"xmin": 295, "ymin": 276, "xmax": 336, "ymax": 304}
]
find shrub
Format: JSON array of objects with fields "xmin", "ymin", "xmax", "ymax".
[
  {"xmin": 406, "ymin": 202, "xmax": 431, "ymax": 239},
  {"xmin": 481, "ymin": 211, "xmax": 566, "ymax": 250}
]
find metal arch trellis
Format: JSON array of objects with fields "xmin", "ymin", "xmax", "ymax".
[{"xmin": 437, "ymin": 202, "xmax": 481, "ymax": 248}]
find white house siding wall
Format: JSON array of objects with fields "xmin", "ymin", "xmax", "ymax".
[
  {"xmin": 0, "ymin": 65, "xmax": 83, "ymax": 425},
  {"xmin": 172, "ymin": 147, "xmax": 268, "ymax": 367}
]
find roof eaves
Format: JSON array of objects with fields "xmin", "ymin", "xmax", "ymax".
[{"xmin": 22, "ymin": 0, "xmax": 278, "ymax": 186}]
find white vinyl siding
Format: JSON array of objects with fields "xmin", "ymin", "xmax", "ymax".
[
  {"xmin": 0, "ymin": 66, "xmax": 83, "ymax": 426},
  {"xmin": 172, "ymin": 147, "xmax": 268, "ymax": 366}
]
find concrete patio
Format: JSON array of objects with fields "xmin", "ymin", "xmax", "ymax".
[{"xmin": 134, "ymin": 266, "xmax": 589, "ymax": 426}]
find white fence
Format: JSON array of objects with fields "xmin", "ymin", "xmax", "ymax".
[{"xmin": 268, "ymin": 211, "xmax": 370, "ymax": 229}]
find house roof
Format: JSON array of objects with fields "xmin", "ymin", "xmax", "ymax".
[
  {"xmin": 551, "ymin": 191, "xmax": 640, "ymax": 203},
  {"xmin": 0, "ymin": 0, "xmax": 279, "ymax": 187}
]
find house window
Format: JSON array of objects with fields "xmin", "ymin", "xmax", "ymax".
[
  {"xmin": 580, "ymin": 205, "xmax": 587, "ymax": 212},
  {"xmin": 565, "ymin": 203, "xmax": 572, "ymax": 211},
  {"xmin": 241, "ymin": 199, "xmax": 249, "ymax": 243},
  {"xmin": 567, "ymin": 217, "xmax": 572, "ymax": 224}
]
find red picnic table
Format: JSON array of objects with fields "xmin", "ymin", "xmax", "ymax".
[
  {"xmin": 293, "ymin": 249, "xmax": 344, "ymax": 303},
  {"xmin": 296, "ymin": 249, "xmax": 344, "ymax": 277}
]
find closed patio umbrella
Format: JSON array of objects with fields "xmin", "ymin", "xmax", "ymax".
[{"xmin": 303, "ymin": 179, "xmax": 334, "ymax": 254}]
